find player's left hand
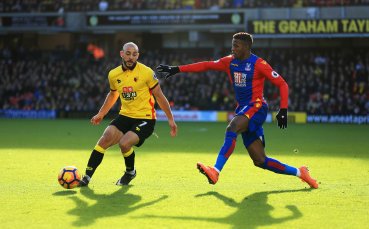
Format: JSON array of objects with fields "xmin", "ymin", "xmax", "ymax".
[
  {"xmin": 276, "ymin": 108, "xmax": 288, "ymax": 129},
  {"xmin": 168, "ymin": 119, "xmax": 177, "ymax": 137},
  {"xmin": 156, "ymin": 64, "xmax": 179, "ymax": 80}
]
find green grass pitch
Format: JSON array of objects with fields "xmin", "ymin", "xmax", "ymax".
[{"xmin": 0, "ymin": 118, "xmax": 368, "ymax": 228}]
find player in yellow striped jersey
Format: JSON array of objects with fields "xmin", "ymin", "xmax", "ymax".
[{"xmin": 79, "ymin": 42, "xmax": 177, "ymax": 186}]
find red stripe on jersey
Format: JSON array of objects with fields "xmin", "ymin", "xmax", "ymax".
[
  {"xmin": 149, "ymin": 89, "xmax": 156, "ymax": 119},
  {"xmin": 255, "ymin": 58, "xmax": 289, "ymax": 108},
  {"xmin": 244, "ymin": 102, "xmax": 262, "ymax": 119},
  {"xmin": 226, "ymin": 72, "xmax": 233, "ymax": 84}
]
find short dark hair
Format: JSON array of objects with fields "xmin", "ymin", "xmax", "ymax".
[{"xmin": 233, "ymin": 32, "xmax": 253, "ymax": 47}]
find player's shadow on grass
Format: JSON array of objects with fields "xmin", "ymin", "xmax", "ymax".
[
  {"xmin": 67, "ymin": 186, "xmax": 168, "ymax": 227},
  {"xmin": 143, "ymin": 188, "xmax": 309, "ymax": 228}
]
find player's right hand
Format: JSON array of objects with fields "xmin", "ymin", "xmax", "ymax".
[
  {"xmin": 156, "ymin": 64, "xmax": 179, "ymax": 80},
  {"xmin": 91, "ymin": 114, "xmax": 104, "ymax": 125}
]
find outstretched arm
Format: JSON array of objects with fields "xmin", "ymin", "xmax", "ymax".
[
  {"xmin": 179, "ymin": 56, "xmax": 232, "ymax": 73},
  {"xmin": 152, "ymin": 84, "xmax": 177, "ymax": 137},
  {"xmin": 157, "ymin": 55, "xmax": 232, "ymax": 79},
  {"xmin": 91, "ymin": 90, "xmax": 119, "ymax": 125}
]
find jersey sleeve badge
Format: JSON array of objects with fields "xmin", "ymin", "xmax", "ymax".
[{"xmin": 271, "ymin": 71, "xmax": 280, "ymax": 78}]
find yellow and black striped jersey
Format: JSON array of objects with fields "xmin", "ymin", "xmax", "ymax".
[{"xmin": 108, "ymin": 62, "xmax": 159, "ymax": 119}]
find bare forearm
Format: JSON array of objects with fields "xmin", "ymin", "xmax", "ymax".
[
  {"xmin": 156, "ymin": 96, "xmax": 174, "ymax": 121},
  {"xmin": 98, "ymin": 91, "xmax": 118, "ymax": 116}
]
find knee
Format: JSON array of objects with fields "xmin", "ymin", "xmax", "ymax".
[
  {"xmin": 226, "ymin": 122, "xmax": 237, "ymax": 132},
  {"xmin": 98, "ymin": 133, "xmax": 113, "ymax": 148},
  {"xmin": 119, "ymin": 141, "xmax": 131, "ymax": 153},
  {"xmin": 226, "ymin": 117, "xmax": 248, "ymax": 133}
]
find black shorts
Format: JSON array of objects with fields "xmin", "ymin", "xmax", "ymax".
[{"xmin": 110, "ymin": 115, "xmax": 156, "ymax": 147}]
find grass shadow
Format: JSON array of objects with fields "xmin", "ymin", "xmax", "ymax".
[
  {"xmin": 67, "ymin": 186, "xmax": 168, "ymax": 227},
  {"xmin": 52, "ymin": 190, "xmax": 78, "ymax": 196},
  {"xmin": 143, "ymin": 188, "xmax": 311, "ymax": 228}
]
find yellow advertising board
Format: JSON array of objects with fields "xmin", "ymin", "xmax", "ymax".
[{"xmin": 249, "ymin": 19, "xmax": 369, "ymax": 34}]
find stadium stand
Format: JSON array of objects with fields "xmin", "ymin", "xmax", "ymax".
[
  {"xmin": 0, "ymin": 1, "xmax": 368, "ymax": 121},
  {"xmin": 1, "ymin": 0, "xmax": 369, "ymax": 12},
  {"xmin": 1, "ymin": 46, "xmax": 368, "ymax": 115}
]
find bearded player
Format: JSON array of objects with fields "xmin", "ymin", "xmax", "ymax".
[{"xmin": 79, "ymin": 42, "xmax": 177, "ymax": 186}]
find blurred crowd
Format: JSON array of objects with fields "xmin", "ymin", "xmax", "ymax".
[
  {"xmin": 0, "ymin": 46, "xmax": 368, "ymax": 115},
  {"xmin": 1, "ymin": 0, "xmax": 369, "ymax": 12}
]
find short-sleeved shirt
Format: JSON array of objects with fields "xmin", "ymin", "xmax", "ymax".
[{"xmin": 108, "ymin": 62, "xmax": 159, "ymax": 119}]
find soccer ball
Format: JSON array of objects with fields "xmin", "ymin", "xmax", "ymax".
[{"xmin": 58, "ymin": 166, "xmax": 81, "ymax": 189}]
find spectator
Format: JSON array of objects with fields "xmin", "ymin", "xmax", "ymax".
[
  {"xmin": 1, "ymin": 0, "xmax": 369, "ymax": 12},
  {"xmin": 98, "ymin": 0, "xmax": 109, "ymax": 11}
]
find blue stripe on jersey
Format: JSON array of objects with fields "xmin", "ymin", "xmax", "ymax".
[{"xmin": 229, "ymin": 54, "xmax": 259, "ymax": 107}]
